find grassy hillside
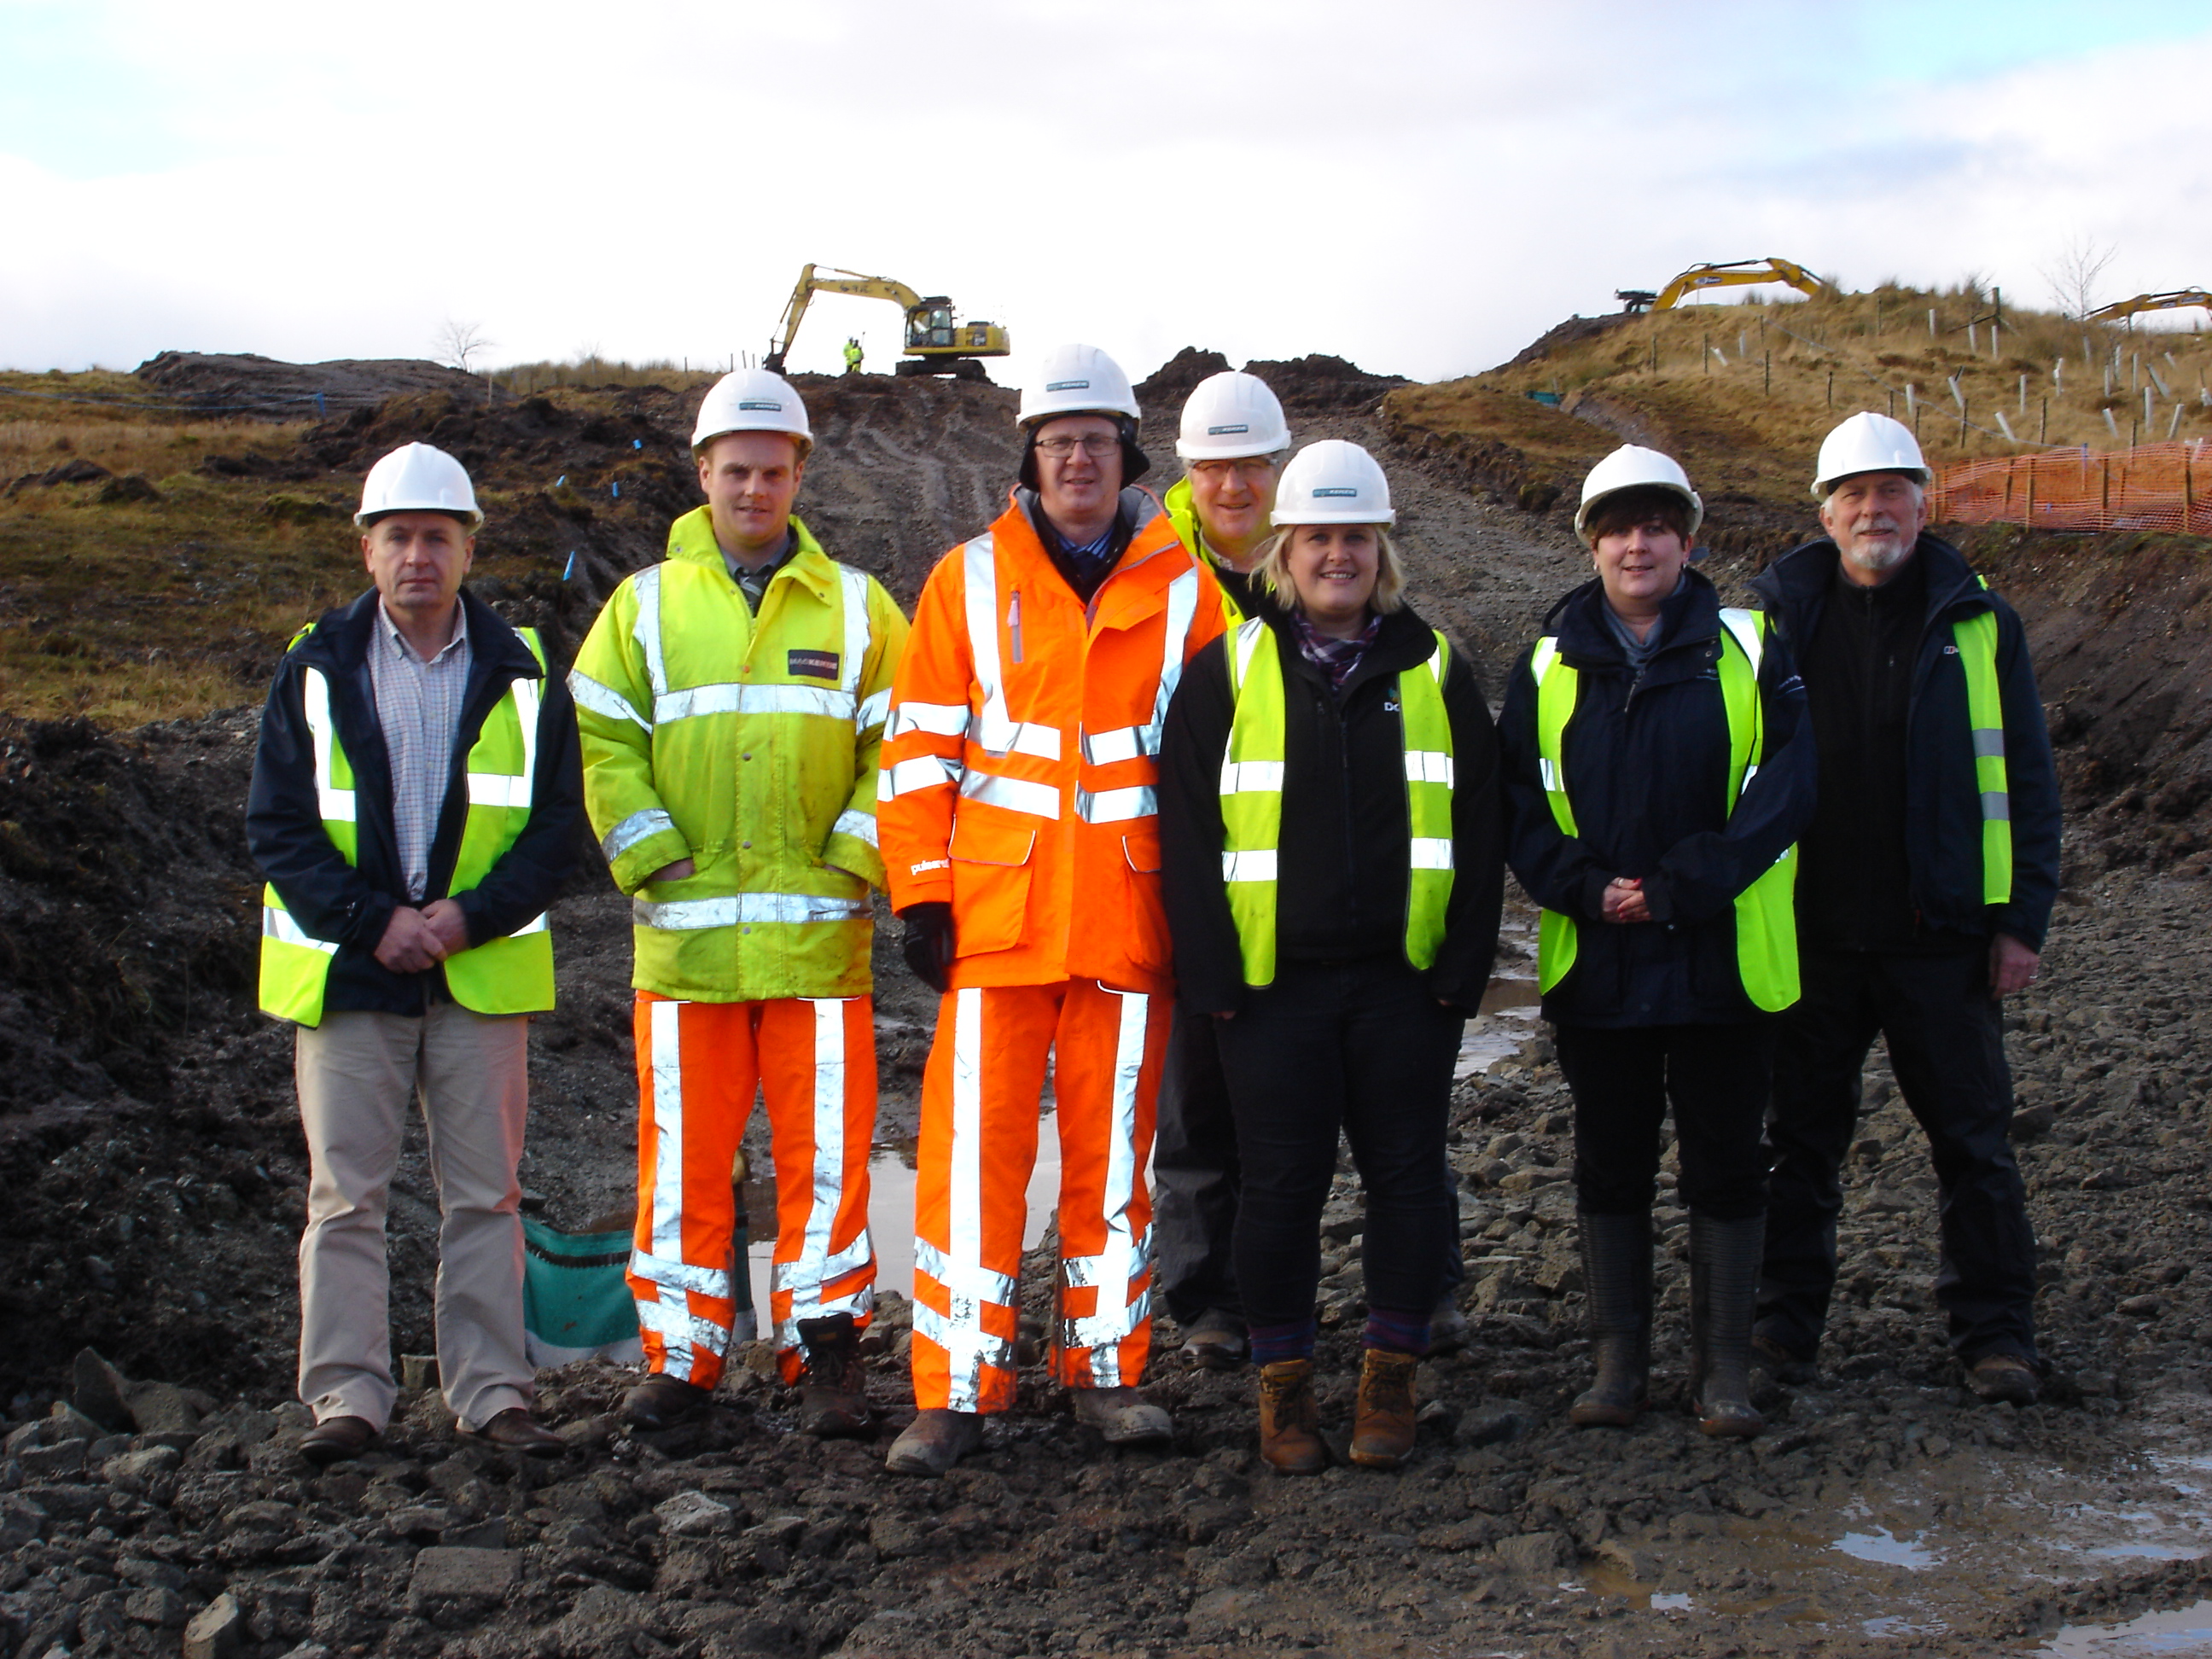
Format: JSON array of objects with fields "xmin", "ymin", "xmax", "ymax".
[{"xmin": 1384, "ymin": 283, "xmax": 2212, "ymax": 553}]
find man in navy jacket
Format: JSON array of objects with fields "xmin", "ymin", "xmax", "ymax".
[{"xmin": 1751, "ymin": 413, "xmax": 2059, "ymax": 1406}]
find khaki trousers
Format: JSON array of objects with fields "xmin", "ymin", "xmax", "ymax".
[{"xmin": 295, "ymin": 1003, "xmax": 532, "ymax": 1431}]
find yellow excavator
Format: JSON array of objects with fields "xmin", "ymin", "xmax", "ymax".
[
  {"xmin": 2089, "ymin": 288, "xmax": 2212, "ymax": 324},
  {"xmin": 1618, "ymin": 257, "xmax": 1832, "ymax": 313},
  {"xmin": 763, "ymin": 264, "xmax": 1011, "ymax": 380}
]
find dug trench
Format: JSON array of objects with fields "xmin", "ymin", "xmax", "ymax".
[{"xmin": 0, "ymin": 349, "xmax": 2208, "ymax": 1657}]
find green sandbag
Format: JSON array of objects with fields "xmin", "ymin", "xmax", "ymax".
[{"xmin": 521, "ymin": 1215, "xmax": 755, "ymax": 1368}]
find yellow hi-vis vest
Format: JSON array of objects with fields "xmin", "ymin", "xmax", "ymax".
[
  {"xmin": 259, "ymin": 628, "xmax": 556, "ymax": 1027},
  {"xmin": 1164, "ymin": 474, "xmax": 1250, "ymax": 626},
  {"xmin": 1219, "ymin": 618, "xmax": 1455, "ymax": 987},
  {"xmin": 1951, "ymin": 597, "xmax": 2013, "ymax": 905},
  {"xmin": 1529, "ymin": 608, "xmax": 1798, "ymax": 1012}
]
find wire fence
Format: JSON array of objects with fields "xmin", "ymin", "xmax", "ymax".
[{"xmin": 1930, "ymin": 440, "xmax": 2212, "ymax": 537}]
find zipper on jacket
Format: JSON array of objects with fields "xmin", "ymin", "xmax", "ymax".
[{"xmin": 1008, "ymin": 590, "xmax": 1023, "ymax": 663}]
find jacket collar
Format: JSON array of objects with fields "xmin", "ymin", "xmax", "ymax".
[
  {"xmin": 665, "ymin": 508, "xmax": 835, "ymax": 599},
  {"xmin": 1752, "ymin": 531, "xmax": 1987, "ymax": 632},
  {"xmin": 295, "ymin": 586, "xmax": 541, "ymax": 677},
  {"xmin": 994, "ymin": 486, "xmax": 1185, "ymax": 582},
  {"xmin": 1546, "ymin": 567, "xmax": 1721, "ymax": 665},
  {"xmin": 1249, "ymin": 585, "xmax": 1440, "ymax": 685}
]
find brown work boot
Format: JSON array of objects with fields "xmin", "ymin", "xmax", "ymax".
[
  {"xmin": 795, "ymin": 1313, "xmax": 871, "ymax": 1437},
  {"xmin": 1072, "ymin": 1385, "xmax": 1173, "ymax": 1447},
  {"xmin": 1966, "ymin": 1352, "xmax": 2040, "ymax": 1406},
  {"xmin": 465, "ymin": 1406, "xmax": 565, "ymax": 1459},
  {"xmin": 299, "ymin": 1414, "xmax": 377, "ymax": 1467},
  {"xmin": 1348, "ymin": 1349, "xmax": 1419, "ymax": 1470},
  {"xmin": 622, "ymin": 1372, "xmax": 711, "ymax": 1432},
  {"xmin": 1256, "ymin": 1359, "xmax": 1328, "ymax": 1476},
  {"xmin": 885, "ymin": 1408, "xmax": 984, "ymax": 1476}
]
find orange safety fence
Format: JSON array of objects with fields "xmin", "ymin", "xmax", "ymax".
[{"xmin": 1930, "ymin": 440, "xmax": 2212, "ymax": 537}]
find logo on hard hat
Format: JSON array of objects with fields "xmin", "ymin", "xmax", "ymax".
[
  {"xmin": 1208, "ymin": 424, "xmax": 1250, "ymax": 435},
  {"xmin": 1313, "ymin": 486, "xmax": 1358, "ymax": 498},
  {"xmin": 1045, "ymin": 380, "xmax": 1091, "ymax": 393},
  {"xmin": 737, "ymin": 399, "xmax": 783, "ymax": 411}
]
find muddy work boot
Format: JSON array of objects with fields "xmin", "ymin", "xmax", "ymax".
[
  {"xmin": 1966, "ymin": 1352, "xmax": 2040, "ymax": 1406},
  {"xmin": 1178, "ymin": 1308, "xmax": 1249, "ymax": 1371},
  {"xmin": 1426, "ymin": 1292, "xmax": 1471, "ymax": 1359},
  {"xmin": 1256, "ymin": 1359, "xmax": 1329, "ymax": 1476},
  {"xmin": 1073, "ymin": 1385, "xmax": 1173, "ymax": 1447},
  {"xmin": 794, "ymin": 1313, "xmax": 871, "ymax": 1437},
  {"xmin": 885, "ymin": 1408, "xmax": 984, "ymax": 1476},
  {"xmin": 1689, "ymin": 1212, "xmax": 1767, "ymax": 1439},
  {"xmin": 622, "ymin": 1372, "xmax": 711, "ymax": 1432},
  {"xmin": 1750, "ymin": 1330, "xmax": 1820, "ymax": 1388},
  {"xmin": 1348, "ymin": 1349, "xmax": 1419, "ymax": 1470},
  {"xmin": 1569, "ymin": 1210, "xmax": 1652, "ymax": 1429}
]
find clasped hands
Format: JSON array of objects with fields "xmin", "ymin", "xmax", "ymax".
[{"xmin": 373, "ymin": 899, "xmax": 471, "ymax": 973}]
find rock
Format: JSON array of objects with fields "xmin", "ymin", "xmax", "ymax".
[
  {"xmin": 1458, "ymin": 1404, "xmax": 1534, "ymax": 1448},
  {"xmin": 1497, "ymin": 1168, "xmax": 1567, "ymax": 1194},
  {"xmin": 1417, "ymin": 1516, "xmax": 1505, "ymax": 1551},
  {"xmin": 183, "ymin": 1592, "xmax": 246, "ymax": 1659},
  {"xmin": 1597, "ymin": 1538, "xmax": 1662, "ymax": 1579},
  {"xmin": 123, "ymin": 1380, "xmax": 203, "ymax": 1437},
  {"xmin": 2120, "ymin": 1294, "xmax": 2164, "ymax": 1318},
  {"xmin": 71, "ymin": 1348, "xmax": 133, "ymax": 1430},
  {"xmin": 96, "ymin": 472, "xmax": 160, "ymax": 504},
  {"xmin": 19, "ymin": 1440, "xmax": 86, "ymax": 1481},
  {"xmin": 102, "ymin": 1445, "xmax": 182, "ymax": 1490},
  {"xmin": 125, "ymin": 1586, "xmax": 187, "ymax": 1627},
  {"xmin": 0, "ymin": 1493, "xmax": 46, "ymax": 1550},
  {"xmin": 406, "ymin": 1546, "xmax": 517, "ymax": 1613},
  {"xmin": 655, "ymin": 1490, "xmax": 737, "ymax": 1536},
  {"xmin": 2080, "ymin": 1167, "xmax": 2131, "ymax": 1190},
  {"xmin": 1494, "ymin": 1530, "xmax": 1575, "ymax": 1574},
  {"xmin": 399, "ymin": 1354, "xmax": 440, "ymax": 1392},
  {"xmin": 869, "ymin": 1511, "xmax": 932, "ymax": 1558},
  {"xmin": 2011, "ymin": 1103, "xmax": 2056, "ymax": 1141}
]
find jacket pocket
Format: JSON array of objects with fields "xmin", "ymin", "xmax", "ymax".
[
  {"xmin": 950, "ymin": 810, "xmax": 1037, "ymax": 958},
  {"xmin": 1117, "ymin": 824, "xmax": 1171, "ymax": 976}
]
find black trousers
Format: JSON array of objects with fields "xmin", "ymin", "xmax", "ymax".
[
  {"xmin": 1555, "ymin": 1022, "xmax": 1776, "ymax": 1222},
  {"xmin": 1758, "ymin": 945, "xmax": 2038, "ymax": 1365},
  {"xmin": 1153, "ymin": 1010, "xmax": 1244, "ymax": 1323},
  {"xmin": 1213, "ymin": 958, "xmax": 1462, "ymax": 1329}
]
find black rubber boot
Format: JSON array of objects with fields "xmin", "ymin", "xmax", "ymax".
[
  {"xmin": 1691, "ymin": 1212, "xmax": 1766, "ymax": 1439},
  {"xmin": 1569, "ymin": 1211, "xmax": 1652, "ymax": 1429}
]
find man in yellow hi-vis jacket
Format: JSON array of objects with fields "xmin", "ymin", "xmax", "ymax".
[{"xmin": 569, "ymin": 369, "xmax": 909, "ymax": 1435}]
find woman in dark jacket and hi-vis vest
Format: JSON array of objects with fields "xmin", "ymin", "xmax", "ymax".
[
  {"xmin": 1160, "ymin": 440, "xmax": 1502, "ymax": 1475},
  {"xmin": 1499, "ymin": 445, "xmax": 1815, "ymax": 1438}
]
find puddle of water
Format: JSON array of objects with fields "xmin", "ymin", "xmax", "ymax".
[
  {"xmin": 1835, "ymin": 1527, "xmax": 1936, "ymax": 1570},
  {"xmin": 1651, "ymin": 1592, "xmax": 1694, "ymax": 1611},
  {"xmin": 2041, "ymin": 1599, "xmax": 2212, "ymax": 1656},
  {"xmin": 1456, "ymin": 975, "xmax": 1543, "ymax": 1079},
  {"xmin": 1570, "ymin": 1566, "xmax": 1692, "ymax": 1613},
  {"xmin": 1863, "ymin": 1614, "xmax": 1949, "ymax": 1638},
  {"xmin": 742, "ymin": 1107, "xmax": 1062, "ymax": 1308}
]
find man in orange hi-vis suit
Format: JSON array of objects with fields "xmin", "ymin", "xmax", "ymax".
[{"xmin": 876, "ymin": 343, "xmax": 1226, "ymax": 1476}]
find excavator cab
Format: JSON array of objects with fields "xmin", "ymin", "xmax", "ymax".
[{"xmin": 907, "ymin": 302, "xmax": 958, "ymax": 352}]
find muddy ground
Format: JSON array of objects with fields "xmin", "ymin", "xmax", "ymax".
[{"xmin": 0, "ymin": 352, "xmax": 2204, "ymax": 1657}]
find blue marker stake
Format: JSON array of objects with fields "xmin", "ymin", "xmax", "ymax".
[
  {"xmin": 633, "ymin": 438, "xmax": 643, "ymax": 450},
  {"xmin": 562, "ymin": 551, "xmax": 577, "ymax": 582},
  {"xmin": 611, "ymin": 481, "xmax": 620, "ymax": 498},
  {"xmin": 556, "ymin": 474, "xmax": 567, "ymax": 487}
]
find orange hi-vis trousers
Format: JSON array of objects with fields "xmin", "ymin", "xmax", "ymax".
[
  {"xmin": 628, "ymin": 992, "xmax": 877, "ymax": 1389},
  {"xmin": 911, "ymin": 980, "xmax": 1171, "ymax": 1413}
]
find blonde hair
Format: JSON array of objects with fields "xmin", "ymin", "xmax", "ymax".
[{"xmin": 1252, "ymin": 524, "xmax": 1407, "ymax": 615}]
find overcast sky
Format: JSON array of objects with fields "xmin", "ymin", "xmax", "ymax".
[{"xmin": 3, "ymin": 0, "xmax": 2208, "ymax": 387}]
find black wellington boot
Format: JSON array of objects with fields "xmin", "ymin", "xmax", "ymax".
[
  {"xmin": 1569, "ymin": 1211, "xmax": 1652, "ymax": 1429},
  {"xmin": 1691, "ymin": 1211, "xmax": 1767, "ymax": 1439}
]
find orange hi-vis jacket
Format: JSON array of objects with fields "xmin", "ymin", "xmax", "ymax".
[{"xmin": 879, "ymin": 490, "xmax": 1226, "ymax": 996}]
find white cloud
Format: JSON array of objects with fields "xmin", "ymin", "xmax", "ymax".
[{"xmin": 1, "ymin": 3, "xmax": 2206, "ymax": 381}]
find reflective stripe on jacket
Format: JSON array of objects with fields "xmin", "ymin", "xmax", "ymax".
[
  {"xmin": 1530, "ymin": 608, "xmax": 1799, "ymax": 1013},
  {"xmin": 878, "ymin": 487, "xmax": 1226, "ymax": 994},
  {"xmin": 569, "ymin": 510, "xmax": 909, "ymax": 1002},
  {"xmin": 1220, "ymin": 617, "xmax": 1455, "ymax": 986},
  {"xmin": 1163, "ymin": 475, "xmax": 1249, "ymax": 626}
]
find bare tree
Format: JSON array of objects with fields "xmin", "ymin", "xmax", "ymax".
[
  {"xmin": 434, "ymin": 318, "xmax": 494, "ymax": 375},
  {"xmin": 2040, "ymin": 236, "xmax": 2117, "ymax": 321}
]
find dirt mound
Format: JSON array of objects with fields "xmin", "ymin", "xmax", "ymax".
[
  {"xmin": 1242, "ymin": 352, "xmax": 1409, "ymax": 412},
  {"xmin": 134, "ymin": 352, "xmax": 491, "ymax": 417},
  {"xmin": 1132, "ymin": 346, "xmax": 1232, "ymax": 410},
  {"xmin": 1494, "ymin": 310, "xmax": 1639, "ymax": 373}
]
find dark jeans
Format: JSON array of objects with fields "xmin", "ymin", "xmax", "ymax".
[
  {"xmin": 1555, "ymin": 1022, "xmax": 1776, "ymax": 1221},
  {"xmin": 1153, "ymin": 1010, "xmax": 1244, "ymax": 1323},
  {"xmin": 1759, "ymin": 945, "xmax": 2038, "ymax": 1365},
  {"xmin": 1213, "ymin": 958, "xmax": 1462, "ymax": 1329}
]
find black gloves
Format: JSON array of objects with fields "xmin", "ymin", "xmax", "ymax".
[{"xmin": 900, "ymin": 902, "xmax": 956, "ymax": 993}]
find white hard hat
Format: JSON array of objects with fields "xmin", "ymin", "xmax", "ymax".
[
  {"xmin": 1270, "ymin": 439, "xmax": 1395, "ymax": 527},
  {"xmin": 692, "ymin": 368, "xmax": 812, "ymax": 453},
  {"xmin": 1175, "ymin": 370, "xmax": 1290, "ymax": 461},
  {"xmin": 1017, "ymin": 343, "xmax": 1140, "ymax": 428},
  {"xmin": 1574, "ymin": 445, "xmax": 1704, "ymax": 546},
  {"xmin": 356, "ymin": 442, "xmax": 480, "ymax": 528},
  {"xmin": 1812, "ymin": 410, "xmax": 1930, "ymax": 498}
]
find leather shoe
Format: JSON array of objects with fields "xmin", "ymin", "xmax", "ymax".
[
  {"xmin": 466, "ymin": 1407, "xmax": 565, "ymax": 1458},
  {"xmin": 1967, "ymin": 1352, "xmax": 2040, "ymax": 1406},
  {"xmin": 623, "ymin": 1372, "xmax": 712, "ymax": 1430},
  {"xmin": 1179, "ymin": 1308, "xmax": 1248, "ymax": 1371},
  {"xmin": 299, "ymin": 1414, "xmax": 377, "ymax": 1467}
]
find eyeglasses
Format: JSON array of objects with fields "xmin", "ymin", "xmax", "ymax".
[{"xmin": 1033, "ymin": 434, "xmax": 1121, "ymax": 459}]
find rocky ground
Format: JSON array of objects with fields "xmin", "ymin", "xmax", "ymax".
[{"xmin": 1, "ymin": 355, "xmax": 2208, "ymax": 1656}]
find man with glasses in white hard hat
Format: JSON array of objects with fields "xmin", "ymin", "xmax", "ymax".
[
  {"xmin": 876, "ymin": 343, "xmax": 1227, "ymax": 1475},
  {"xmin": 569, "ymin": 370, "xmax": 910, "ymax": 1436},
  {"xmin": 1750, "ymin": 411, "xmax": 2060, "ymax": 1406},
  {"xmin": 248, "ymin": 442, "xmax": 584, "ymax": 1465}
]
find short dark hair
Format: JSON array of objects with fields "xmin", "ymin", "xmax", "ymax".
[{"xmin": 1581, "ymin": 486, "xmax": 1693, "ymax": 546}]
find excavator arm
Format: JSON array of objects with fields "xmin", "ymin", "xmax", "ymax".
[
  {"xmin": 765, "ymin": 265, "xmax": 927, "ymax": 372},
  {"xmin": 2089, "ymin": 289, "xmax": 2212, "ymax": 323},
  {"xmin": 1651, "ymin": 258, "xmax": 1831, "ymax": 311}
]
